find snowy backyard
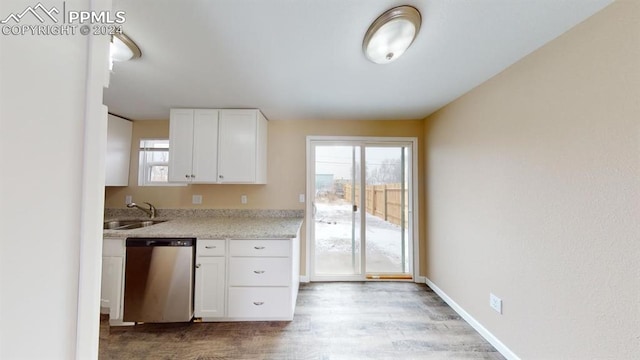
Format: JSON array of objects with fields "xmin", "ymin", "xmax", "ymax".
[{"xmin": 314, "ymin": 199, "xmax": 409, "ymax": 275}]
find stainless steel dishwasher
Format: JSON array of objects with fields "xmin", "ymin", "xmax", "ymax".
[{"xmin": 123, "ymin": 238, "xmax": 195, "ymax": 323}]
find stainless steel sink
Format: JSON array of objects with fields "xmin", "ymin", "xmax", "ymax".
[{"xmin": 104, "ymin": 220, "xmax": 167, "ymax": 230}]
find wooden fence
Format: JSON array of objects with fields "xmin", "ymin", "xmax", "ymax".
[{"xmin": 343, "ymin": 183, "xmax": 408, "ymax": 228}]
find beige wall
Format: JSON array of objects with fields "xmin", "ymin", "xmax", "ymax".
[
  {"xmin": 105, "ymin": 119, "xmax": 426, "ymax": 276},
  {"xmin": 424, "ymin": 2, "xmax": 639, "ymax": 359}
]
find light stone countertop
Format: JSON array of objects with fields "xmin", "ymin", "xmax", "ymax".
[{"xmin": 103, "ymin": 211, "xmax": 304, "ymax": 239}]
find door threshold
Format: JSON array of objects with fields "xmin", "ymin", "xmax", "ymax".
[{"xmin": 366, "ymin": 274, "xmax": 413, "ymax": 280}]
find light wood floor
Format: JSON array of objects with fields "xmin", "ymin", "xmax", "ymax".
[{"xmin": 99, "ymin": 282, "xmax": 504, "ymax": 359}]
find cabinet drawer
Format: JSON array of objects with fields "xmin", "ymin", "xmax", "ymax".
[
  {"xmin": 230, "ymin": 239, "xmax": 290, "ymax": 257},
  {"xmin": 228, "ymin": 287, "xmax": 291, "ymax": 318},
  {"xmin": 229, "ymin": 257, "xmax": 290, "ymax": 286},
  {"xmin": 197, "ymin": 239, "xmax": 226, "ymax": 256},
  {"xmin": 102, "ymin": 238, "xmax": 125, "ymax": 256}
]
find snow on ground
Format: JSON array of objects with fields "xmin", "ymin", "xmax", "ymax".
[{"xmin": 314, "ymin": 199, "xmax": 407, "ymax": 273}]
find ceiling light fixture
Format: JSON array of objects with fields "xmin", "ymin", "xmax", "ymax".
[
  {"xmin": 109, "ymin": 32, "xmax": 141, "ymax": 70},
  {"xmin": 362, "ymin": 5, "xmax": 421, "ymax": 64}
]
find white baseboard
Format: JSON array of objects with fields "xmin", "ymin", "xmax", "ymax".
[
  {"xmin": 414, "ymin": 275, "xmax": 426, "ymax": 283},
  {"xmin": 299, "ymin": 275, "xmax": 310, "ymax": 283},
  {"xmin": 424, "ymin": 278, "xmax": 520, "ymax": 360}
]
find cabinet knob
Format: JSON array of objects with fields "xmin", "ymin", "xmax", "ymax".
[
  {"xmin": 253, "ymin": 270, "xmax": 265, "ymax": 274},
  {"xmin": 253, "ymin": 302, "xmax": 264, "ymax": 306},
  {"xmin": 185, "ymin": 174, "xmax": 189, "ymax": 179},
  {"xmin": 253, "ymin": 246, "xmax": 265, "ymax": 250},
  {"xmin": 191, "ymin": 174, "xmax": 195, "ymax": 178},
  {"xmin": 219, "ymin": 175, "xmax": 224, "ymax": 179},
  {"xmin": 205, "ymin": 245, "xmax": 216, "ymax": 249},
  {"xmin": 195, "ymin": 264, "xmax": 201, "ymax": 268}
]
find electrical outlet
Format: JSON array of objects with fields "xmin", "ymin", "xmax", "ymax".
[
  {"xmin": 299, "ymin": 194, "xmax": 305, "ymax": 203},
  {"xmin": 125, "ymin": 195, "xmax": 132, "ymax": 204},
  {"xmin": 241, "ymin": 195, "xmax": 247, "ymax": 204},
  {"xmin": 192, "ymin": 195, "xmax": 202, "ymax": 204},
  {"xmin": 490, "ymin": 293, "xmax": 502, "ymax": 314}
]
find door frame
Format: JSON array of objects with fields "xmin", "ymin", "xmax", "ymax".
[{"xmin": 305, "ymin": 136, "xmax": 420, "ymax": 282}]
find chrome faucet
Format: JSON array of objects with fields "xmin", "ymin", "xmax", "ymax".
[{"xmin": 127, "ymin": 202, "xmax": 156, "ymax": 219}]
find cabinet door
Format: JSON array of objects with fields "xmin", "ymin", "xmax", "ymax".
[
  {"xmin": 105, "ymin": 115, "xmax": 132, "ymax": 186},
  {"xmin": 168, "ymin": 109, "xmax": 195, "ymax": 182},
  {"xmin": 101, "ymin": 256, "xmax": 124, "ymax": 321},
  {"xmin": 194, "ymin": 257, "xmax": 226, "ymax": 318},
  {"xmin": 218, "ymin": 110, "xmax": 257, "ymax": 183},
  {"xmin": 191, "ymin": 109, "xmax": 219, "ymax": 183}
]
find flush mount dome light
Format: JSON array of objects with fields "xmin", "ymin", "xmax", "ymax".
[
  {"xmin": 109, "ymin": 32, "xmax": 141, "ymax": 69},
  {"xmin": 363, "ymin": 5, "xmax": 421, "ymax": 64}
]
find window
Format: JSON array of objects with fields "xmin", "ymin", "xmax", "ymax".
[{"xmin": 138, "ymin": 139, "xmax": 181, "ymax": 186}]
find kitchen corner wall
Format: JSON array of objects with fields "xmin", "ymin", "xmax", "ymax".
[
  {"xmin": 424, "ymin": 1, "xmax": 639, "ymax": 359},
  {"xmin": 104, "ymin": 119, "xmax": 426, "ymax": 276}
]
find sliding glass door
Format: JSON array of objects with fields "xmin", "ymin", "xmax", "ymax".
[
  {"xmin": 309, "ymin": 139, "xmax": 414, "ymax": 281},
  {"xmin": 364, "ymin": 146, "xmax": 410, "ymax": 276},
  {"xmin": 312, "ymin": 145, "xmax": 362, "ymax": 276}
]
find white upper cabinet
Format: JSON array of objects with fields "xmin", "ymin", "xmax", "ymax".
[
  {"xmin": 105, "ymin": 114, "xmax": 132, "ymax": 186},
  {"xmin": 168, "ymin": 109, "xmax": 219, "ymax": 183},
  {"xmin": 169, "ymin": 108, "xmax": 267, "ymax": 184},
  {"xmin": 218, "ymin": 110, "xmax": 268, "ymax": 184},
  {"xmin": 192, "ymin": 110, "xmax": 219, "ymax": 182},
  {"xmin": 168, "ymin": 109, "xmax": 194, "ymax": 182}
]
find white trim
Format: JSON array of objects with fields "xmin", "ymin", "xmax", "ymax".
[
  {"xmin": 414, "ymin": 275, "xmax": 426, "ymax": 284},
  {"xmin": 305, "ymin": 136, "xmax": 420, "ymax": 282},
  {"xmin": 409, "ymin": 138, "xmax": 419, "ymax": 281},
  {"xmin": 299, "ymin": 275, "xmax": 310, "ymax": 283},
  {"xmin": 304, "ymin": 139, "xmax": 312, "ymax": 280},
  {"xmin": 76, "ymin": 1, "xmax": 112, "ymax": 357},
  {"xmin": 424, "ymin": 278, "xmax": 521, "ymax": 360}
]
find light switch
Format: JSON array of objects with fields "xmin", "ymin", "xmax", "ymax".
[
  {"xmin": 192, "ymin": 195, "xmax": 203, "ymax": 204},
  {"xmin": 299, "ymin": 194, "xmax": 305, "ymax": 203},
  {"xmin": 125, "ymin": 195, "xmax": 132, "ymax": 204},
  {"xmin": 241, "ymin": 195, "xmax": 247, "ymax": 204}
]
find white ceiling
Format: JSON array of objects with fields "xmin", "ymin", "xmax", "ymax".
[{"xmin": 104, "ymin": 0, "xmax": 613, "ymax": 121}]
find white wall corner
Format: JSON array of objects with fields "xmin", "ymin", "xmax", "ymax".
[
  {"xmin": 75, "ymin": 0, "xmax": 113, "ymax": 359},
  {"xmin": 424, "ymin": 278, "xmax": 521, "ymax": 360}
]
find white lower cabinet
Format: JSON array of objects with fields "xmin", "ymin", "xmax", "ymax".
[
  {"xmin": 102, "ymin": 233, "xmax": 301, "ymax": 325},
  {"xmin": 228, "ymin": 287, "xmax": 292, "ymax": 318},
  {"xmin": 101, "ymin": 256, "xmax": 123, "ymax": 320},
  {"xmin": 228, "ymin": 257, "xmax": 291, "ymax": 286},
  {"xmin": 194, "ymin": 234, "xmax": 300, "ymax": 322},
  {"xmin": 101, "ymin": 238, "xmax": 129, "ymax": 325},
  {"xmin": 226, "ymin": 237, "xmax": 299, "ymax": 321},
  {"xmin": 194, "ymin": 240, "xmax": 226, "ymax": 319}
]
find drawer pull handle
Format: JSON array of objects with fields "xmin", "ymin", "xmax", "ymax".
[
  {"xmin": 254, "ymin": 246, "xmax": 265, "ymax": 250},
  {"xmin": 253, "ymin": 270, "xmax": 265, "ymax": 274},
  {"xmin": 253, "ymin": 301, "xmax": 264, "ymax": 306},
  {"xmin": 205, "ymin": 246, "xmax": 217, "ymax": 249}
]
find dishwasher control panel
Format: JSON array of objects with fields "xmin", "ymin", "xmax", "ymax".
[{"xmin": 126, "ymin": 238, "xmax": 195, "ymax": 247}]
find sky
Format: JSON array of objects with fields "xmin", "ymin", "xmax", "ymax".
[{"xmin": 315, "ymin": 145, "xmax": 408, "ymax": 180}]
